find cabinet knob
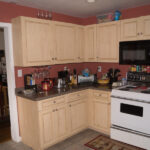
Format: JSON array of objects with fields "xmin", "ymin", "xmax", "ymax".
[
  {"xmin": 56, "ymin": 109, "xmax": 58, "ymax": 111},
  {"xmin": 69, "ymin": 104, "xmax": 71, "ymax": 107},
  {"xmin": 141, "ymin": 32, "xmax": 143, "ymax": 35},
  {"xmin": 96, "ymin": 56, "xmax": 99, "ymax": 59},
  {"xmin": 52, "ymin": 58, "xmax": 54, "ymax": 60},
  {"xmin": 55, "ymin": 57, "xmax": 57, "ymax": 60},
  {"xmin": 137, "ymin": 33, "xmax": 140, "ymax": 35},
  {"xmin": 53, "ymin": 101, "xmax": 56, "ymax": 104},
  {"xmin": 53, "ymin": 109, "xmax": 55, "ymax": 112}
]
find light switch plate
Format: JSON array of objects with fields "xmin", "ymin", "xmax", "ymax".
[
  {"xmin": 97, "ymin": 66, "xmax": 101, "ymax": 72},
  {"xmin": 18, "ymin": 69, "xmax": 22, "ymax": 77}
]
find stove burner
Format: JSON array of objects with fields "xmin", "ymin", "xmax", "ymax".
[
  {"xmin": 141, "ymin": 90, "xmax": 150, "ymax": 94},
  {"xmin": 120, "ymin": 88, "xmax": 130, "ymax": 91}
]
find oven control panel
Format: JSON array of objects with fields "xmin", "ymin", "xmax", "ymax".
[{"xmin": 127, "ymin": 72, "xmax": 150, "ymax": 82}]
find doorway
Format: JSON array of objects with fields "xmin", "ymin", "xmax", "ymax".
[
  {"xmin": 0, "ymin": 23, "xmax": 20, "ymax": 143},
  {"xmin": 0, "ymin": 28, "xmax": 11, "ymax": 143}
]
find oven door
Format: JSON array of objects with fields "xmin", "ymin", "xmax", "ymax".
[{"xmin": 111, "ymin": 97, "xmax": 150, "ymax": 134}]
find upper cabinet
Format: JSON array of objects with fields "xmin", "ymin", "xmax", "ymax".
[
  {"xmin": 121, "ymin": 15, "xmax": 150, "ymax": 41},
  {"xmin": 53, "ymin": 21, "xmax": 76, "ymax": 64},
  {"xmin": 12, "ymin": 17, "xmax": 55, "ymax": 67},
  {"xmin": 84, "ymin": 25, "xmax": 97, "ymax": 62},
  {"xmin": 96, "ymin": 21, "xmax": 120, "ymax": 62},
  {"xmin": 75, "ymin": 25, "xmax": 85, "ymax": 62}
]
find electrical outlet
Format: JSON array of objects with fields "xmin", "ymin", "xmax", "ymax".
[
  {"xmin": 97, "ymin": 66, "xmax": 101, "ymax": 72},
  {"xmin": 18, "ymin": 69, "xmax": 22, "ymax": 77},
  {"xmin": 64, "ymin": 66, "xmax": 67, "ymax": 71}
]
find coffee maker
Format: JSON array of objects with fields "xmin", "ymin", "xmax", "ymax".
[{"xmin": 57, "ymin": 71, "xmax": 69, "ymax": 88}]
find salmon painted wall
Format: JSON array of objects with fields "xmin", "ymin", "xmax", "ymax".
[
  {"xmin": 0, "ymin": 1, "xmax": 83, "ymax": 24},
  {"xmin": 1, "ymin": 1, "xmax": 150, "ymax": 87}
]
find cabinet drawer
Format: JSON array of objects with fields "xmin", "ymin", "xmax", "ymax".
[
  {"xmin": 41, "ymin": 96, "xmax": 66, "ymax": 110},
  {"xmin": 93, "ymin": 91, "xmax": 110, "ymax": 102},
  {"xmin": 68, "ymin": 91, "xmax": 87, "ymax": 102}
]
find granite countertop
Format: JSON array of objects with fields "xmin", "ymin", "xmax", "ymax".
[{"xmin": 16, "ymin": 83, "xmax": 113, "ymax": 101}]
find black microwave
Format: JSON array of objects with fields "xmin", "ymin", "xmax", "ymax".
[{"xmin": 119, "ymin": 40, "xmax": 150, "ymax": 65}]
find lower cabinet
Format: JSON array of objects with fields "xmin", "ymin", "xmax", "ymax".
[
  {"xmin": 93, "ymin": 99, "xmax": 110, "ymax": 134},
  {"xmin": 39, "ymin": 104, "xmax": 68, "ymax": 148},
  {"xmin": 68, "ymin": 99, "xmax": 87, "ymax": 134},
  {"xmin": 17, "ymin": 89, "xmax": 111, "ymax": 150},
  {"xmin": 92, "ymin": 91, "xmax": 111, "ymax": 134}
]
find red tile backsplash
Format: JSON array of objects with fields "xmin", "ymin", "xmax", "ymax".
[{"xmin": 15, "ymin": 62, "xmax": 130, "ymax": 88}]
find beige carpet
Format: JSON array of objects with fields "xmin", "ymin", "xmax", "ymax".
[{"xmin": 85, "ymin": 135, "xmax": 144, "ymax": 150}]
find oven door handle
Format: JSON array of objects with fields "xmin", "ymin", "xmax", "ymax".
[{"xmin": 111, "ymin": 95, "xmax": 150, "ymax": 104}]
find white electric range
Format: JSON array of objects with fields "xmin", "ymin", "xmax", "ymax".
[{"xmin": 111, "ymin": 72, "xmax": 150, "ymax": 150}]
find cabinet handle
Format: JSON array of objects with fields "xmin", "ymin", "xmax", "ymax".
[{"xmin": 137, "ymin": 33, "xmax": 140, "ymax": 35}]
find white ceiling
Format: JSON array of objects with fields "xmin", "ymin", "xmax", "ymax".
[{"xmin": 2, "ymin": 0, "xmax": 150, "ymax": 18}]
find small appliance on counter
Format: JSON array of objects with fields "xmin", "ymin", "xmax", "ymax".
[
  {"xmin": 24, "ymin": 74, "xmax": 36, "ymax": 90},
  {"xmin": 57, "ymin": 70, "xmax": 69, "ymax": 88},
  {"xmin": 41, "ymin": 78, "xmax": 53, "ymax": 91},
  {"xmin": 97, "ymin": 73, "xmax": 109, "ymax": 85},
  {"xmin": 78, "ymin": 75, "xmax": 95, "ymax": 84}
]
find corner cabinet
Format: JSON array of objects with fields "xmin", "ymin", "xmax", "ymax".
[
  {"xmin": 96, "ymin": 21, "xmax": 120, "ymax": 62},
  {"xmin": 84, "ymin": 24, "xmax": 97, "ymax": 62},
  {"xmin": 121, "ymin": 15, "xmax": 150, "ymax": 41},
  {"xmin": 12, "ymin": 17, "xmax": 55, "ymax": 66}
]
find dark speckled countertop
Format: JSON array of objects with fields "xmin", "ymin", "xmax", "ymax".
[{"xmin": 16, "ymin": 83, "xmax": 113, "ymax": 101}]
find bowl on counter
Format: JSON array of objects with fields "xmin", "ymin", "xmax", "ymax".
[{"xmin": 97, "ymin": 79, "xmax": 110, "ymax": 85}]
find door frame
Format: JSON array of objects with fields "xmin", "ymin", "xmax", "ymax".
[{"xmin": 0, "ymin": 22, "xmax": 21, "ymax": 142}]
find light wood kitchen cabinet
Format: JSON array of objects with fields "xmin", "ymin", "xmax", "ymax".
[
  {"xmin": 92, "ymin": 91, "xmax": 111, "ymax": 135},
  {"xmin": 121, "ymin": 15, "xmax": 150, "ymax": 41},
  {"xmin": 96, "ymin": 21, "xmax": 120, "ymax": 62},
  {"xmin": 17, "ymin": 89, "xmax": 111, "ymax": 150},
  {"xmin": 53, "ymin": 21, "xmax": 76, "ymax": 64},
  {"xmin": 84, "ymin": 24, "xmax": 97, "ymax": 62},
  {"xmin": 75, "ymin": 25, "xmax": 85, "ymax": 62},
  {"xmin": 67, "ymin": 91, "xmax": 88, "ymax": 134},
  {"xmin": 12, "ymin": 16, "xmax": 55, "ymax": 66},
  {"xmin": 68, "ymin": 99, "xmax": 87, "ymax": 134}
]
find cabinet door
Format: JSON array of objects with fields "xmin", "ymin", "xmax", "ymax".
[
  {"xmin": 53, "ymin": 21, "xmax": 76, "ymax": 64},
  {"xmin": 75, "ymin": 26, "xmax": 84, "ymax": 62},
  {"xmin": 84, "ymin": 25, "xmax": 97, "ymax": 62},
  {"xmin": 40, "ymin": 110, "xmax": 54, "ymax": 147},
  {"xmin": 54, "ymin": 104, "xmax": 68, "ymax": 140},
  {"xmin": 69, "ymin": 100, "xmax": 87, "ymax": 133},
  {"xmin": 96, "ymin": 22, "xmax": 119, "ymax": 62},
  {"xmin": 93, "ymin": 100, "xmax": 110, "ymax": 134},
  {"xmin": 121, "ymin": 18, "xmax": 140, "ymax": 41},
  {"xmin": 141, "ymin": 15, "xmax": 150, "ymax": 40},
  {"xmin": 23, "ymin": 18, "xmax": 54, "ymax": 66}
]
